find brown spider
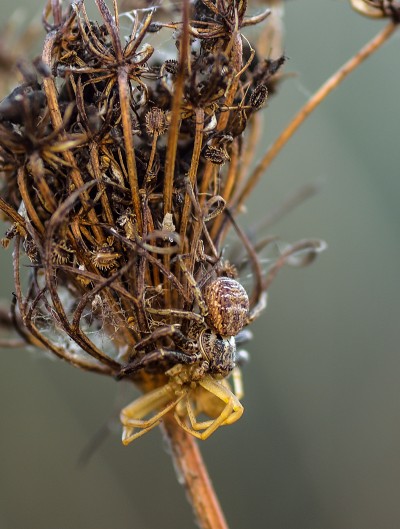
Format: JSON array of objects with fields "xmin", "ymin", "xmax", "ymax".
[{"xmin": 118, "ymin": 258, "xmax": 266, "ymax": 443}]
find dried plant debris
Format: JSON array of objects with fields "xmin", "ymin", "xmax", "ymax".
[
  {"xmin": 350, "ymin": 0, "xmax": 400, "ymax": 20},
  {"xmin": 0, "ymin": 0, "xmax": 325, "ymax": 442}
]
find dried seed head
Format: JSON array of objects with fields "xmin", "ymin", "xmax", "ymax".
[
  {"xmin": 204, "ymin": 277, "xmax": 249, "ymax": 337},
  {"xmin": 0, "ymin": 237, "xmax": 11, "ymax": 249},
  {"xmin": 145, "ymin": 107, "xmax": 168, "ymax": 136},
  {"xmin": 147, "ymin": 22, "xmax": 163, "ymax": 33},
  {"xmin": 203, "ymin": 145, "xmax": 230, "ymax": 165},
  {"xmin": 52, "ymin": 241, "xmax": 75, "ymax": 264},
  {"xmin": 91, "ymin": 243, "xmax": 121, "ymax": 271},
  {"xmin": 250, "ymin": 84, "xmax": 268, "ymax": 109},
  {"xmin": 23, "ymin": 237, "xmax": 39, "ymax": 263},
  {"xmin": 163, "ymin": 59, "xmax": 179, "ymax": 75}
]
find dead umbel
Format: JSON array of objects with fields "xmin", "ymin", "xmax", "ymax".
[
  {"xmin": 2, "ymin": 0, "xmax": 395, "ymax": 528},
  {"xmin": 0, "ymin": 0, "xmax": 299, "ymax": 440}
]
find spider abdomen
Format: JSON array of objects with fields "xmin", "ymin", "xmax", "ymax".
[{"xmin": 203, "ymin": 277, "xmax": 249, "ymax": 337}]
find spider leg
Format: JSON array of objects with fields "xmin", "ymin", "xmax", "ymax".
[
  {"xmin": 235, "ymin": 328, "xmax": 253, "ymax": 344},
  {"xmin": 175, "ymin": 255, "xmax": 209, "ymax": 317},
  {"xmin": 146, "ymin": 307, "xmax": 204, "ymax": 324},
  {"xmin": 117, "ymin": 323, "xmax": 200, "ymax": 377},
  {"xmin": 174, "ymin": 375, "xmax": 243, "ymax": 440},
  {"xmin": 120, "ymin": 383, "xmax": 186, "ymax": 445},
  {"xmin": 130, "ymin": 324, "xmax": 186, "ymax": 352},
  {"xmin": 118, "ymin": 346, "xmax": 201, "ymax": 379},
  {"xmin": 230, "ymin": 366, "xmax": 244, "ymax": 400},
  {"xmin": 199, "ymin": 376, "xmax": 244, "ymax": 427}
]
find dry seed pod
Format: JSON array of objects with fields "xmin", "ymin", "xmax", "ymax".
[
  {"xmin": 250, "ymin": 84, "xmax": 268, "ymax": 109},
  {"xmin": 203, "ymin": 277, "xmax": 250, "ymax": 337},
  {"xmin": 203, "ymin": 145, "xmax": 230, "ymax": 165},
  {"xmin": 163, "ymin": 59, "xmax": 179, "ymax": 74},
  {"xmin": 91, "ymin": 243, "xmax": 121, "ymax": 271},
  {"xmin": 145, "ymin": 107, "xmax": 168, "ymax": 136},
  {"xmin": 52, "ymin": 241, "xmax": 75, "ymax": 264}
]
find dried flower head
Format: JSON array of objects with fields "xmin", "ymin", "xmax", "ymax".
[
  {"xmin": 0, "ymin": 0, "xmax": 326, "ymax": 448},
  {"xmin": 145, "ymin": 108, "xmax": 168, "ymax": 136}
]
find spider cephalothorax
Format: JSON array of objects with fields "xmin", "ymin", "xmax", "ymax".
[
  {"xmin": 198, "ymin": 330, "xmax": 236, "ymax": 377},
  {"xmin": 118, "ymin": 271, "xmax": 261, "ymax": 443}
]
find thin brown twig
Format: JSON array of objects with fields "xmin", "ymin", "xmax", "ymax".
[
  {"xmin": 234, "ymin": 20, "xmax": 398, "ymax": 210},
  {"xmin": 163, "ymin": 0, "xmax": 189, "ymax": 215}
]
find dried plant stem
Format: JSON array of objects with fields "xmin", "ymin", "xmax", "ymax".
[
  {"xmin": 163, "ymin": 0, "xmax": 189, "ymax": 215},
  {"xmin": 235, "ymin": 20, "xmax": 398, "ymax": 209},
  {"xmin": 0, "ymin": 197, "xmax": 27, "ymax": 231},
  {"xmin": 118, "ymin": 68, "xmax": 142, "ymax": 231},
  {"xmin": 163, "ymin": 0, "xmax": 189, "ymax": 308},
  {"xmin": 179, "ymin": 107, "xmax": 205, "ymax": 251},
  {"xmin": 162, "ymin": 414, "xmax": 229, "ymax": 529}
]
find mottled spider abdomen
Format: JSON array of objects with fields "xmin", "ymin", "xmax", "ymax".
[{"xmin": 203, "ymin": 277, "xmax": 249, "ymax": 337}]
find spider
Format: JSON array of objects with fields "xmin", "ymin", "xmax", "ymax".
[{"xmin": 118, "ymin": 258, "xmax": 266, "ymax": 444}]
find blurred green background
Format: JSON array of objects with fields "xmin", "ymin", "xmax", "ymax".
[{"xmin": 1, "ymin": 1, "xmax": 399, "ymax": 528}]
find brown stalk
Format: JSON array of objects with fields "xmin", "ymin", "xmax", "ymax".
[
  {"xmin": 179, "ymin": 107, "xmax": 205, "ymax": 252},
  {"xmin": 162, "ymin": 0, "xmax": 190, "ymax": 308},
  {"xmin": 162, "ymin": 414, "xmax": 229, "ymax": 529},
  {"xmin": 118, "ymin": 67, "xmax": 142, "ymax": 231},
  {"xmin": 0, "ymin": 338, "xmax": 27, "ymax": 348},
  {"xmin": 163, "ymin": 0, "xmax": 190, "ymax": 216},
  {"xmin": 0, "ymin": 197, "xmax": 27, "ymax": 233},
  {"xmin": 89, "ymin": 145, "xmax": 115, "ymax": 226},
  {"xmin": 235, "ymin": 112, "xmax": 262, "ymax": 197},
  {"xmin": 209, "ymin": 139, "xmax": 239, "ymax": 240},
  {"xmin": 17, "ymin": 167, "xmax": 45, "ymax": 235}
]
